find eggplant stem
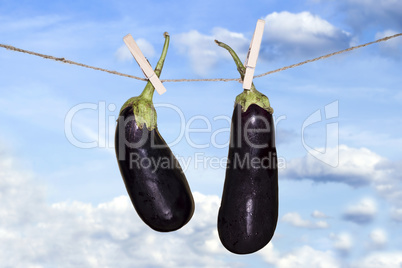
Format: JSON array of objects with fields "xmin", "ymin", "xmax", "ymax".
[
  {"xmin": 119, "ymin": 32, "xmax": 170, "ymax": 130},
  {"xmin": 215, "ymin": 39, "xmax": 273, "ymax": 114},
  {"xmin": 140, "ymin": 32, "xmax": 170, "ymax": 100},
  {"xmin": 214, "ymin": 39, "xmax": 256, "ymax": 91}
]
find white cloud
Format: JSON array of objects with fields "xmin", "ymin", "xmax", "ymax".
[
  {"xmin": 352, "ymin": 251, "xmax": 402, "ymax": 268},
  {"xmin": 115, "ymin": 44, "xmax": 134, "ymax": 62},
  {"xmin": 282, "ymin": 212, "xmax": 329, "ymax": 229},
  {"xmin": 260, "ymin": 244, "xmax": 341, "ymax": 268},
  {"xmin": 174, "ymin": 28, "xmax": 249, "ymax": 76},
  {"xmin": 283, "ymin": 145, "xmax": 386, "ymax": 187},
  {"xmin": 342, "ymin": 198, "xmax": 377, "ymax": 225},
  {"xmin": 312, "ymin": 210, "xmax": 330, "ymax": 219},
  {"xmin": 369, "ymin": 161, "xmax": 402, "ymax": 222},
  {"xmin": 156, "ymin": 11, "xmax": 352, "ymax": 76},
  {"xmin": 330, "ymin": 232, "xmax": 353, "ymax": 252},
  {"xmin": 369, "ymin": 229, "xmax": 387, "ymax": 248},
  {"xmin": 373, "ymin": 162, "xmax": 402, "ymax": 205},
  {"xmin": 0, "ymin": 154, "xmax": 47, "ymax": 228},
  {"xmin": 283, "ymin": 145, "xmax": 402, "ymax": 223},
  {"xmin": 0, "ymin": 151, "xmax": 231, "ymax": 267},
  {"xmin": 115, "ymin": 38, "xmax": 156, "ymax": 62},
  {"xmin": 262, "ymin": 11, "xmax": 351, "ymax": 58},
  {"xmin": 174, "ymin": 30, "xmax": 216, "ymax": 76}
]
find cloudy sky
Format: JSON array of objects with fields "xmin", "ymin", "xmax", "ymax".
[{"xmin": 1, "ymin": 0, "xmax": 402, "ymax": 267}]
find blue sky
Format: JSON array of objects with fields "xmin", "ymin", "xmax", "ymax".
[{"xmin": 1, "ymin": 0, "xmax": 402, "ymax": 267}]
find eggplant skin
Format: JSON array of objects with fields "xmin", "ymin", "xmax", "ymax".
[
  {"xmin": 115, "ymin": 106, "xmax": 195, "ymax": 232},
  {"xmin": 218, "ymin": 103, "xmax": 278, "ymax": 254}
]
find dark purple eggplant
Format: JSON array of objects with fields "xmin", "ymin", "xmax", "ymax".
[
  {"xmin": 215, "ymin": 40, "xmax": 278, "ymax": 254},
  {"xmin": 115, "ymin": 33, "xmax": 194, "ymax": 232}
]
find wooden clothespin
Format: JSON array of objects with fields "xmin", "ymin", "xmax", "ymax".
[
  {"xmin": 243, "ymin": 19, "xmax": 265, "ymax": 90},
  {"xmin": 123, "ymin": 34, "xmax": 167, "ymax": 95}
]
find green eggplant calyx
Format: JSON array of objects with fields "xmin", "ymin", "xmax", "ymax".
[
  {"xmin": 119, "ymin": 95, "xmax": 157, "ymax": 130},
  {"xmin": 215, "ymin": 39, "xmax": 273, "ymax": 114},
  {"xmin": 118, "ymin": 32, "xmax": 170, "ymax": 130},
  {"xmin": 235, "ymin": 89, "xmax": 274, "ymax": 114}
]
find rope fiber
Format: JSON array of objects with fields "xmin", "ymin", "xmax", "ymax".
[{"xmin": 1, "ymin": 32, "xmax": 401, "ymax": 83}]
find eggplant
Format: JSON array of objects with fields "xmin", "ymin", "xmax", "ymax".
[
  {"xmin": 215, "ymin": 40, "xmax": 278, "ymax": 254},
  {"xmin": 115, "ymin": 33, "xmax": 194, "ymax": 232}
]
